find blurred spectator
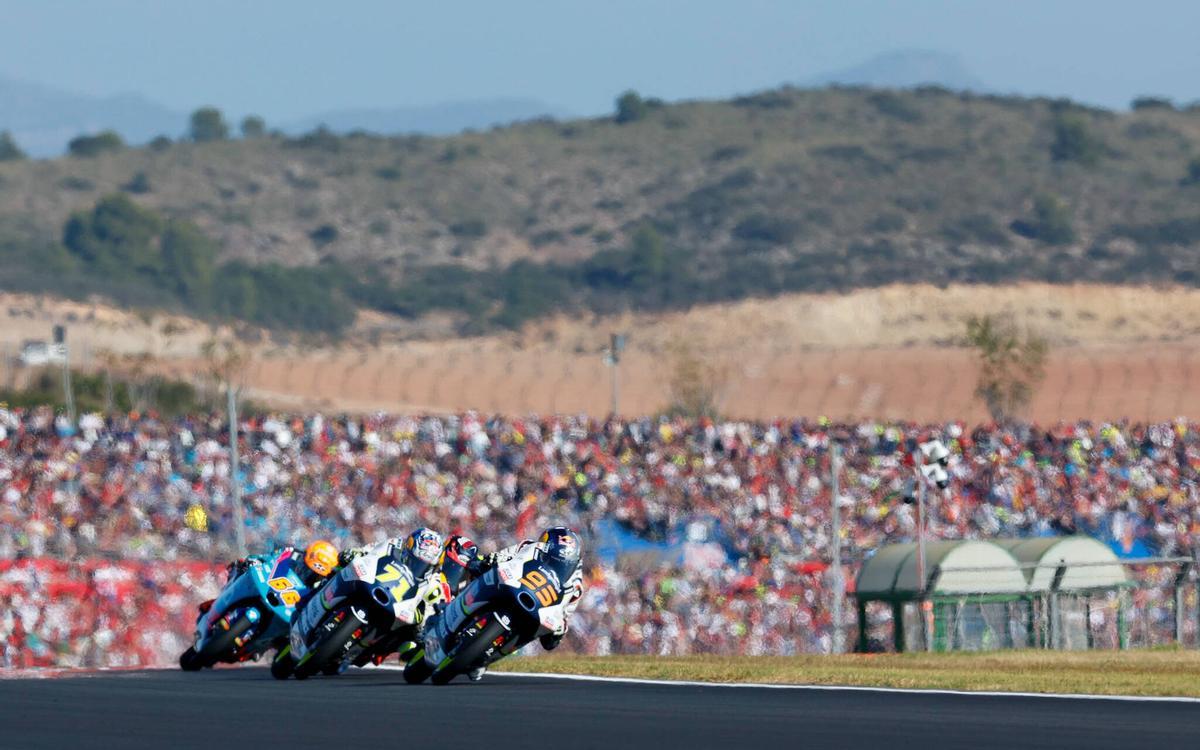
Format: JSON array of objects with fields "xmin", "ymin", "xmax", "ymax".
[{"xmin": 1, "ymin": 406, "xmax": 1197, "ymax": 666}]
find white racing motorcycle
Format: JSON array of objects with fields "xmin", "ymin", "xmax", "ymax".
[
  {"xmin": 271, "ymin": 538, "xmax": 447, "ymax": 680},
  {"xmin": 404, "ymin": 542, "xmax": 581, "ymax": 685}
]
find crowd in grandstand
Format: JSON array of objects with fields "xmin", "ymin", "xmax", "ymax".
[{"xmin": 1, "ymin": 405, "xmax": 1197, "ymax": 666}]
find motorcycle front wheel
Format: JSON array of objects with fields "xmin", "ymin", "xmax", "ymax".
[
  {"xmin": 293, "ymin": 612, "xmax": 361, "ymax": 681},
  {"xmin": 430, "ymin": 617, "xmax": 509, "ymax": 685}
]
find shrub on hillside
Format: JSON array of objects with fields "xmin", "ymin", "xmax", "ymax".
[
  {"xmin": 732, "ymin": 213, "xmax": 801, "ymax": 244},
  {"xmin": 1050, "ymin": 112, "xmax": 1103, "ymax": 166},
  {"xmin": 0, "ymin": 130, "xmax": 25, "ymax": 161},
  {"xmin": 68, "ymin": 130, "xmax": 125, "ymax": 158},
  {"xmin": 1131, "ymin": 96, "xmax": 1175, "ymax": 111},
  {"xmin": 190, "ymin": 107, "xmax": 230, "ymax": 142},
  {"xmin": 1011, "ymin": 195, "xmax": 1076, "ymax": 245}
]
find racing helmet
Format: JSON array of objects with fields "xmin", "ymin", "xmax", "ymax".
[
  {"xmin": 440, "ymin": 534, "xmax": 479, "ymax": 593},
  {"xmin": 301, "ymin": 540, "xmax": 339, "ymax": 586},
  {"xmin": 540, "ymin": 526, "xmax": 582, "ymax": 566},
  {"xmin": 400, "ymin": 527, "xmax": 444, "ymax": 580}
]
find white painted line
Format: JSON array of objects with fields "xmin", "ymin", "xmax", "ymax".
[{"xmin": 450, "ymin": 669, "xmax": 1200, "ymax": 704}]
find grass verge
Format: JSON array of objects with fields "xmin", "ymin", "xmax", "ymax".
[{"xmin": 491, "ymin": 651, "xmax": 1200, "ymax": 698}]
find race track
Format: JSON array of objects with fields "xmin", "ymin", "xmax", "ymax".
[{"xmin": 0, "ymin": 668, "xmax": 1196, "ymax": 749}]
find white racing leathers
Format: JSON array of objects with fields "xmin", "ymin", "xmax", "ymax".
[
  {"xmin": 422, "ymin": 541, "xmax": 583, "ymax": 668},
  {"xmin": 286, "ymin": 540, "xmax": 445, "ymax": 673}
]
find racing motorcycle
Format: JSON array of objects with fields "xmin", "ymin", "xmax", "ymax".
[
  {"xmin": 404, "ymin": 548, "xmax": 577, "ymax": 685},
  {"xmin": 271, "ymin": 543, "xmax": 447, "ymax": 680},
  {"xmin": 179, "ymin": 551, "xmax": 316, "ymax": 671}
]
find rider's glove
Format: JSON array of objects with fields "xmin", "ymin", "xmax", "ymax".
[
  {"xmin": 468, "ymin": 553, "xmax": 495, "ymax": 576},
  {"xmin": 539, "ymin": 633, "xmax": 563, "ymax": 651}
]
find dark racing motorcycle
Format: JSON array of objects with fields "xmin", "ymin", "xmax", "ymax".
[
  {"xmin": 271, "ymin": 543, "xmax": 447, "ymax": 680},
  {"xmin": 405, "ymin": 548, "xmax": 575, "ymax": 685}
]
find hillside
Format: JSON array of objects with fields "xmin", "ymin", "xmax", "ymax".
[
  {"xmin": 5, "ymin": 283, "xmax": 1200, "ymax": 422},
  {"xmin": 2, "ymin": 86, "xmax": 1200, "ymax": 333}
]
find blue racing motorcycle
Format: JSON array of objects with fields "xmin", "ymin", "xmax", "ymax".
[{"xmin": 179, "ymin": 551, "xmax": 317, "ymax": 671}]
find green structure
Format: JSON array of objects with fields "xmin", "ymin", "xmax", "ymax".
[{"xmin": 854, "ymin": 537, "xmax": 1129, "ymax": 652}]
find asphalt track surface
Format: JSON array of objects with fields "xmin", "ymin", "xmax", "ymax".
[{"xmin": 0, "ymin": 668, "xmax": 1197, "ymax": 750}]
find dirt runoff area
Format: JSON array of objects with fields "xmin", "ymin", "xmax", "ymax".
[{"xmin": 4, "ymin": 283, "xmax": 1200, "ymax": 422}]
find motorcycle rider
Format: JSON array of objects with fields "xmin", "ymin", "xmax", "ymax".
[
  {"xmin": 339, "ymin": 527, "xmax": 445, "ymax": 579},
  {"xmin": 199, "ymin": 540, "xmax": 339, "ymax": 615},
  {"xmin": 440, "ymin": 534, "xmax": 483, "ymax": 596},
  {"xmin": 338, "ymin": 528, "xmax": 447, "ymax": 666},
  {"xmin": 453, "ymin": 526, "xmax": 584, "ymax": 680}
]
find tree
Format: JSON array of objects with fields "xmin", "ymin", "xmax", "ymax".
[
  {"xmin": 628, "ymin": 223, "xmax": 667, "ymax": 285},
  {"xmin": 1131, "ymin": 96, "xmax": 1174, "ymax": 111},
  {"xmin": 663, "ymin": 338, "xmax": 725, "ymax": 418},
  {"xmin": 1013, "ymin": 194, "xmax": 1076, "ymax": 245},
  {"xmin": 0, "ymin": 130, "xmax": 25, "ymax": 161},
  {"xmin": 1031, "ymin": 194, "xmax": 1075, "ymax": 245},
  {"xmin": 190, "ymin": 106, "xmax": 229, "ymax": 142},
  {"xmin": 240, "ymin": 115, "xmax": 266, "ymax": 139},
  {"xmin": 67, "ymin": 130, "xmax": 124, "ymax": 157},
  {"xmin": 615, "ymin": 90, "xmax": 649, "ymax": 124},
  {"xmin": 161, "ymin": 220, "xmax": 217, "ymax": 305},
  {"xmin": 63, "ymin": 194, "xmax": 164, "ymax": 275},
  {"xmin": 965, "ymin": 313, "xmax": 1047, "ymax": 421},
  {"xmin": 1050, "ymin": 112, "xmax": 1102, "ymax": 166},
  {"xmin": 1182, "ymin": 157, "xmax": 1200, "ymax": 186}
]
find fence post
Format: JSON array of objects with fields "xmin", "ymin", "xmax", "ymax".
[
  {"xmin": 1049, "ymin": 561, "xmax": 1067, "ymax": 650},
  {"xmin": 856, "ymin": 602, "xmax": 868, "ymax": 653},
  {"xmin": 1174, "ymin": 562, "xmax": 1192, "ymax": 646},
  {"xmin": 1117, "ymin": 589, "xmax": 1129, "ymax": 650}
]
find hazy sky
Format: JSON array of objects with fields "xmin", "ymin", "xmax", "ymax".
[{"xmin": 1, "ymin": 0, "xmax": 1197, "ymax": 119}]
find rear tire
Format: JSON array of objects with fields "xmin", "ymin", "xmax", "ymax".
[
  {"xmin": 430, "ymin": 617, "xmax": 509, "ymax": 685},
  {"xmin": 293, "ymin": 612, "xmax": 361, "ymax": 681},
  {"xmin": 194, "ymin": 614, "xmax": 254, "ymax": 669}
]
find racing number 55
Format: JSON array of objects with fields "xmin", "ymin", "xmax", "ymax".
[{"xmin": 520, "ymin": 570, "xmax": 559, "ymax": 606}]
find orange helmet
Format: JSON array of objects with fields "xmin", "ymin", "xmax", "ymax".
[{"xmin": 304, "ymin": 540, "xmax": 338, "ymax": 578}]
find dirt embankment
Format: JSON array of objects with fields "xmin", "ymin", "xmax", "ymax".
[{"xmin": 3, "ymin": 283, "xmax": 1199, "ymax": 422}]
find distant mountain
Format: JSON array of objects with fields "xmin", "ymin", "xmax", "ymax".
[
  {"xmin": 0, "ymin": 74, "xmax": 568, "ymax": 156},
  {"xmin": 285, "ymin": 97, "xmax": 570, "ymax": 135},
  {"xmin": 0, "ymin": 75, "xmax": 185, "ymax": 157},
  {"xmin": 806, "ymin": 49, "xmax": 986, "ymax": 92}
]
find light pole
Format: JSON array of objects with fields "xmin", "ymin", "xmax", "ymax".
[
  {"xmin": 228, "ymin": 383, "xmax": 246, "ymax": 558},
  {"xmin": 55, "ymin": 325, "xmax": 76, "ymax": 426},
  {"xmin": 606, "ymin": 333, "xmax": 626, "ymax": 415},
  {"xmin": 909, "ymin": 439, "xmax": 950, "ymax": 651},
  {"xmin": 830, "ymin": 442, "xmax": 844, "ymax": 653}
]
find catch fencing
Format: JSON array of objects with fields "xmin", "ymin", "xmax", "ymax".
[{"xmin": 852, "ymin": 557, "xmax": 1199, "ymax": 653}]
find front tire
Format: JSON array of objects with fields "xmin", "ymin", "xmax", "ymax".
[
  {"xmin": 430, "ymin": 617, "xmax": 508, "ymax": 685},
  {"xmin": 179, "ymin": 647, "xmax": 202, "ymax": 672},
  {"xmin": 270, "ymin": 646, "xmax": 294, "ymax": 680},
  {"xmin": 402, "ymin": 649, "xmax": 433, "ymax": 684},
  {"xmin": 293, "ymin": 612, "xmax": 361, "ymax": 681}
]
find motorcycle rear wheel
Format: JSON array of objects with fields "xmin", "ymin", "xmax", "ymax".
[
  {"xmin": 194, "ymin": 614, "xmax": 254, "ymax": 669},
  {"xmin": 430, "ymin": 617, "xmax": 508, "ymax": 685}
]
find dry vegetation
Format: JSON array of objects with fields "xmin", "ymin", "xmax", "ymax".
[
  {"xmin": 493, "ymin": 650, "xmax": 1200, "ymax": 698},
  {"xmin": 6, "ymin": 282, "xmax": 1200, "ymax": 422}
]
